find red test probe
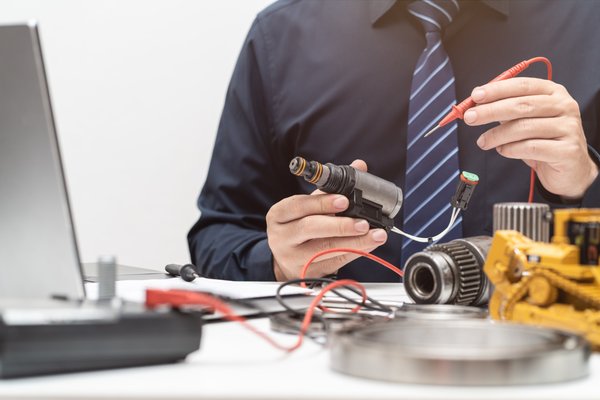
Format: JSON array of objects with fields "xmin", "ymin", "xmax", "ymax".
[
  {"xmin": 424, "ymin": 57, "xmax": 553, "ymax": 137},
  {"xmin": 424, "ymin": 57, "xmax": 553, "ymax": 203}
]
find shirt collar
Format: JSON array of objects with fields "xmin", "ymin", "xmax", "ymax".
[{"xmin": 369, "ymin": 0, "xmax": 510, "ymax": 25}]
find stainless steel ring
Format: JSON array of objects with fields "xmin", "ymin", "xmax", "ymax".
[
  {"xmin": 330, "ymin": 319, "xmax": 590, "ymax": 385},
  {"xmin": 394, "ymin": 303, "xmax": 488, "ymax": 320}
]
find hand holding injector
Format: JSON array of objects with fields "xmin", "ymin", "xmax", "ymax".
[
  {"xmin": 289, "ymin": 157, "xmax": 478, "ymax": 243},
  {"xmin": 267, "ymin": 159, "xmax": 390, "ymax": 281},
  {"xmin": 268, "ymin": 156, "xmax": 478, "ymax": 281},
  {"xmin": 288, "ymin": 157, "xmax": 402, "ymax": 231}
]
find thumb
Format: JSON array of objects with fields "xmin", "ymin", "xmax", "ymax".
[{"xmin": 350, "ymin": 159, "xmax": 368, "ymax": 172}]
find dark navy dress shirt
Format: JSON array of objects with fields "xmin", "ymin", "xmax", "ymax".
[{"xmin": 188, "ymin": 0, "xmax": 600, "ymax": 282}]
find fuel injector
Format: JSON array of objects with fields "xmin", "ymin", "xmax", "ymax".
[{"xmin": 289, "ymin": 157, "xmax": 402, "ymax": 231}]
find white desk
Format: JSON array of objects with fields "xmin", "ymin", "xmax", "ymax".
[{"xmin": 0, "ymin": 285, "xmax": 598, "ymax": 399}]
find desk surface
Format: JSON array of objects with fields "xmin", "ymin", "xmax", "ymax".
[
  {"xmin": 0, "ymin": 319, "xmax": 598, "ymax": 400},
  {"xmin": 0, "ymin": 285, "xmax": 598, "ymax": 399}
]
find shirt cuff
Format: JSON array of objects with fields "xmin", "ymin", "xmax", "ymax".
[
  {"xmin": 242, "ymin": 237, "xmax": 277, "ymax": 281},
  {"xmin": 581, "ymin": 145, "xmax": 600, "ymax": 207},
  {"xmin": 537, "ymin": 145, "xmax": 600, "ymax": 207}
]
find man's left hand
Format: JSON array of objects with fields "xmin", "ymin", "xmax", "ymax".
[{"xmin": 464, "ymin": 77, "xmax": 598, "ymax": 199}]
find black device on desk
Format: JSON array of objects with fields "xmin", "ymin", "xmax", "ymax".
[
  {"xmin": 0, "ymin": 22, "xmax": 203, "ymax": 378},
  {"xmin": 0, "ymin": 301, "xmax": 203, "ymax": 378}
]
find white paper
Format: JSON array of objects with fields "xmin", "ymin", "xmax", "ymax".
[
  {"xmin": 323, "ymin": 282, "xmax": 411, "ymax": 303},
  {"xmin": 85, "ymin": 277, "xmax": 313, "ymax": 303}
]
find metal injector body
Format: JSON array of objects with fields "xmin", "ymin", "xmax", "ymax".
[{"xmin": 289, "ymin": 157, "xmax": 403, "ymax": 231}]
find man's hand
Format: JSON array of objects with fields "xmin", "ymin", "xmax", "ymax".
[
  {"xmin": 464, "ymin": 77, "xmax": 598, "ymax": 199},
  {"xmin": 266, "ymin": 160, "xmax": 388, "ymax": 281}
]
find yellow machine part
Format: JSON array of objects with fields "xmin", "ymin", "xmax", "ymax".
[
  {"xmin": 553, "ymin": 208, "xmax": 600, "ymax": 245},
  {"xmin": 485, "ymin": 209, "xmax": 600, "ymax": 350}
]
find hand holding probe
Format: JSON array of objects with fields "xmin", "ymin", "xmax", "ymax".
[
  {"xmin": 165, "ymin": 263, "xmax": 201, "ymax": 282},
  {"xmin": 424, "ymin": 57, "xmax": 553, "ymax": 137}
]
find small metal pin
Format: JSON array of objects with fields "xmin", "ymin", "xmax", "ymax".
[
  {"xmin": 97, "ymin": 255, "xmax": 117, "ymax": 301},
  {"xmin": 423, "ymin": 124, "xmax": 441, "ymax": 138}
]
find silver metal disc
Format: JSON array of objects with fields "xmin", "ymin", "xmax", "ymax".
[
  {"xmin": 330, "ymin": 319, "xmax": 590, "ymax": 385},
  {"xmin": 394, "ymin": 303, "xmax": 488, "ymax": 320}
]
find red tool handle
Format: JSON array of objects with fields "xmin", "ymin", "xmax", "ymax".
[{"xmin": 438, "ymin": 57, "xmax": 553, "ymax": 127}]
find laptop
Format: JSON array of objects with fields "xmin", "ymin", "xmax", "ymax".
[{"xmin": 0, "ymin": 22, "xmax": 85, "ymax": 300}]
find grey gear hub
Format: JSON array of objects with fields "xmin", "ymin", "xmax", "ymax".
[{"xmin": 403, "ymin": 236, "xmax": 492, "ymax": 306}]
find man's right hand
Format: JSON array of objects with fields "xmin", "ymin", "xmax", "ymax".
[{"xmin": 266, "ymin": 160, "xmax": 388, "ymax": 281}]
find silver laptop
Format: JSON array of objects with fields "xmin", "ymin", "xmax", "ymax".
[{"xmin": 0, "ymin": 22, "xmax": 85, "ymax": 300}]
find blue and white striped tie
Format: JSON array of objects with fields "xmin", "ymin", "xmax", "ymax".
[{"xmin": 402, "ymin": 0, "xmax": 462, "ymax": 260}]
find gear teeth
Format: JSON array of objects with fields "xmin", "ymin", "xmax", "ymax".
[{"xmin": 426, "ymin": 241, "xmax": 482, "ymax": 305}]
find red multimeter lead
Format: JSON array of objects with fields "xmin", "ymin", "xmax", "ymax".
[
  {"xmin": 423, "ymin": 56, "xmax": 553, "ymax": 204},
  {"xmin": 423, "ymin": 57, "xmax": 553, "ymax": 138}
]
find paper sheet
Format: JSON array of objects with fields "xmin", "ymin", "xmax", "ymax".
[{"xmin": 85, "ymin": 277, "xmax": 313, "ymax": 303}]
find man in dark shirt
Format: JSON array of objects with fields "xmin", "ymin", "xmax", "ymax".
[{"xmin": 188, "ymin": 0, "xmax": 600, "ymax": 282}]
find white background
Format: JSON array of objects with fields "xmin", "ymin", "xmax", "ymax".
[{"xmin": 0, "ymin": 0, "xmax": 272, "ymax": 270}]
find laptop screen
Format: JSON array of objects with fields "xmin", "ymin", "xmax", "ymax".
[{"xmin": 0, "ymin": 22, "xmax": 85, "ymax": 300}]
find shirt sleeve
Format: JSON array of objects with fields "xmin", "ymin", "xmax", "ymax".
[
  {"xmin": 537, "ymin": 145, "xmax": 600, "ymax": 207},
  {"xmin": 580, "ymin": 145, "xmax": 600, "ymax": 206},
  {"xmin": 187, "ymin": 17, "xmax": 285, "ymax": 281}
]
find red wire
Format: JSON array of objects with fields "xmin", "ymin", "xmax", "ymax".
[
  {"xmin": 528, "ymin": 168, "xmax": 535, "ymax": 203},
  {"xmin": 146, "ymin": 279, "xmax": 368, "ymax": 353},
  {"xmin": 200, "ymin": 279, "xmax": 367, "ymax": 352},
  {"xmin": 146, "ymin": 246, "xmax": 405, "ymax": 352},
  {"xmin": 299, "ymin": 247, "xmax": 404, "ymax": 287},
  {"xmin": 527, "ymin": 57, "xmax": 552, "ymax": 79},
  {"xmin": 522, "ymin": 57, "xmax": 552, "ymax": 203}
]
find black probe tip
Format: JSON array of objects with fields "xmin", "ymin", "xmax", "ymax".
[
  {"xmin": 180, "ymin": 264, "xmax": 198, "ymax": 282},
  {"xmin": 165, "ymin": 263, "xmax": 199, "ymax": 282}
]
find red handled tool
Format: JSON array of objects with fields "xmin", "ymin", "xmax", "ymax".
[{"xmin": 146, "ymin": 289, "xmax": 217, "ymax": 313}]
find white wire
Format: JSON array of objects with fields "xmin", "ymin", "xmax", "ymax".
[{"xmin": 391, "ymin": 207, "xmax": 460, "ymax": 243}]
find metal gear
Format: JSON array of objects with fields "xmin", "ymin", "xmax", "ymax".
[{"xmin": 425, "ymin": 241, "xmax": 482, "ymax": 305}]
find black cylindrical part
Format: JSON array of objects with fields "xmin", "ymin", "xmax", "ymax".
[{"xmin": 289, "ymin": 157, "xmax": 403, "ymax": 219}]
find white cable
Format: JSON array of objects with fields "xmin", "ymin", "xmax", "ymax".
[{"xmin": 391, "ymin": 207, "xmax": 460, "ymax": 244}]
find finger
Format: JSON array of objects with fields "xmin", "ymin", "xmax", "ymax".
[
  {"xmin": 287, "ymin": 215, "xmax": 371, "ymax": 245},
  {"xmin": 470, "ymin": 77, "xmax": 556, "ymax": 104},
  {"xmin": 464, "ymin": 95, "xmax": 559, "ymax": 126},
  {"xmin": 350, "ymin": 159, "xmax": 368, "ymax": 172},
  {"xmin": 523, "ymin": 159, "xmax": 537, "ymax": 170},
  {"xmin": 268, "ymin": 194, "xmax": 349, "ymax": 223},
  {"xmin": 299, "ymin": 228, "xmax": 388, "ymax": 259},
  {"xmin": 476, "ymin": 117, "xmax": 567, "ymax": 150},
  {"xmin": 495, "ymin": 139, "xmax": 568, "ymax": 163}
]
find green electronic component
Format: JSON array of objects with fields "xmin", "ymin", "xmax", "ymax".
[{"xmin": 461, "ymin": 171, "xmax": 479, "ymax": 183}]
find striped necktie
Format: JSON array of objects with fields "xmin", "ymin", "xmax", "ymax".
[{"xmin": 402, "ymin": 0, "xmax": 462, "ymax": 260}]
